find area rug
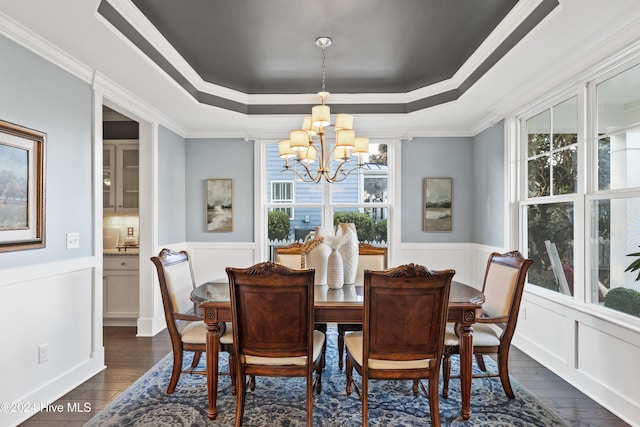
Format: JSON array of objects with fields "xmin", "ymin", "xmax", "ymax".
[{"xmin": 86, "ymin": 328, "xmax": 567, "ymax": 426}]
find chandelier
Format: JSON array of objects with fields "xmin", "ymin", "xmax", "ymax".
[{"xmin": 278, "ymin": 36, "xmax": 369, "ymax": 183}]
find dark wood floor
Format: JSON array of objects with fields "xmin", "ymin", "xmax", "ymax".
[{"xmin": 19, "ymin": 327, "xmax": 629, "ymax": 427}]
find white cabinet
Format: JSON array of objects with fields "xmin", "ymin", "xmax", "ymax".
[
  {"xmin": 103, "ymin": 140, "xmax": 139, "ymax": 213},
  {"xmin": 103, "ymin": 255, "xmax": 139, "ymax": 326}
]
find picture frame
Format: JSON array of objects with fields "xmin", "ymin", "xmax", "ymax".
[
  {"xmin": 0, "ymin": 120, "xmax": 46, "ymax": 252},
  {"xmin": 423, "ymin": 177, "xmax": 452, "ymax": 232},
  {"xmin": 206, "ymin": 179, "xmax": 233, "ymax": 232}
]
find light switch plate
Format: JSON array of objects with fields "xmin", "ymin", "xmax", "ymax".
[{"xmin": 66, "ymin": 232, "xmax": 80, "ymax": 249}]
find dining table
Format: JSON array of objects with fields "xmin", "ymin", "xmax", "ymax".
[{"xmin": 193, "ymin": 280, "xmax": 484, "ymax": 421}]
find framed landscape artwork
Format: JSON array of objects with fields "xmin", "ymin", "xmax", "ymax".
[
  {"xmin": 206, "ymin": 179, "xmax": 233, "ymax": 232},
  {"xmin": 0, "ymin": 120, "xmax": 46, "ymax": 252},
  {"xmin": 423, "ymin": 177, "xmax": 452, "ymax": 232}
]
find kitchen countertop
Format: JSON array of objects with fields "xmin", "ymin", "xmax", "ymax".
[{"xmin": 104, "ymin": 248, "xmax": 139, "ymax": 256}]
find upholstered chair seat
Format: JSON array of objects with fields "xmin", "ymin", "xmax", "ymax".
[
  {"xmin": 179, "ymin": 321, "xmax": 233, "ymax": 345},
  {"xmin": 243, "ymin": 330, "xmax": 325, "ymax": 366},
  {"xmin": 443, "ymin": 323, "xmax": 501, "ymax": 348},
  {"xmin": 344, "ymin": 331, "xmax": 432, "ymax": 370}
]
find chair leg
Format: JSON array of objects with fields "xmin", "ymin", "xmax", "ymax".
[
  {"xmin": 362, "ymin": 376, "xmax": 369, "ymax": 426},
  {"xmin": 307, "ymin": 373, "xmax": 314, "ymax": 427},
  {"xmin": 475, "ymin": 354, "xmax": 487, "ymax": 372},
  {"xmin": 314, "ymin": 361, "xmax": 323, "ymax": 394},
  {"xmin": 234, "ymin": 370, "xmax": 246, "ymax": 427},
  {"xmin": 191, "ymin": 351, "xmax": 202, "ymax": 369},
  {"xmin": 412, "ymin": 379, "xmax": 419, "ymax": 395},
  {"xmin": 229, "ymin": 353, "xmax": 237, "ymax": 396},
  {"xmin": 497, "ymin": 349, "xmax": 515, "ymax": 399},
  {"xmin": 345, "ymin": 356, "xmax": 353, "ymax": 396},
  {"xmin": 337, "ymin": 327, "xmax": 345, "ymax": 371},
  {"xmin": 428, "ymin": 377, "xmax": 441, "ymax": 427},
  {"xmin": 167, "ymin": 350, "xmax": 183, "ymax": 394},
  {"xmin": 441, "ymin": 354, "xmax": 451, "ymax": 398}
]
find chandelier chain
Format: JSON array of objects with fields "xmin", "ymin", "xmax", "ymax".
[{"xmin": 321, "ymin": 44, "xmax": 326, "ymax": 95}]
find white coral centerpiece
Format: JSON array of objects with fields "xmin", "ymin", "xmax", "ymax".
[{"xmin": 324, "ymin": 233, "xmax": 349, "ymax": 250}]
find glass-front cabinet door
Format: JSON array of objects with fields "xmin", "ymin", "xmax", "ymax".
[
  {"xmin": 103, "ymin": 140, "xmax": 139, "ymax": 213},
  {"xmin": 103, "ymin": 145, "xmax": 116, "ymax": 210}
]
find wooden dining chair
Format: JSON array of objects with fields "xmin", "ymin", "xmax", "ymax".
[
  {"xmin": 226, "ymin": 261, "xmax": 325, "ymax": 427},
  {"xmin": 441, "ymin": 251, "xmax": 533, "ymax": 399},
  {"xmin": 273, "ymin": 242, "xmax": 305, "ymax": 268},
  {"xmin": 345, "ymin": 264, "xmax": 455, "ymax": 427},
  {"xmin": 150, "ymin": 248, "xmax": 235, "ymax": 394},
  {"xmin": 337, "ymin": 243, "xmax": 388, "ymax": 370}
]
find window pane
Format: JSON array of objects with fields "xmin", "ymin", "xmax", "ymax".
[
  {"xmin": 331, "ymin": 143, "xmax": 388, "ymax": 204},
  {"xmin": 528, "ymin": 156, "xmax": 550, "ymax": 197},
  {"xmin": 552, "ymin": 146, "xmax": 577, "ymax": 195},
  {"xmin": 595, "ymin": 129, "xmax": 640, "ymax": 191},
  {"xmin": 591, "ymin": 198, "xmax": 640, "ymax": 318},
  {"xmin": 266, "ymin": 144, "xmax": 323, "ymax": 203},
  {"xmin": 527, "ymin": 202, "xmax": 574, "ymax": 295},
  {"xmin": 597, "ymin": 63, "xmax": 640, "ymax": 135},
  {"xmin": 597, "ymin": 136, "xmax": 611, "ymax": 191},
  {"xmin": 553, "ymin": 97, "xmax": 578, "ymax": 148},
  {"xmin": 527, "ymin": 110, "xmax": 550, "ymax": 156},
  {"xmin": 333, "ymin": 207, "xmax": 388, "ymax": 244}
]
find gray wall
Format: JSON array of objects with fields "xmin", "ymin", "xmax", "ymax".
[
  {"xmin": 400, "ymin": 137, "xmax": 474, "ymax": 243},
  {"xmin": 0, "ymin": 34, "xmax": 93, "ymax": 268},
  {"xmin": 185, "ymin": 138, "xmax": 254, "ymax": 242},
  {"xmin": 472, "ymin": 121, "xmax": 505, "ymax": 247},
  {"xmin": 158, "ymin": 125, "xmax": 186, "ymax": 245}
]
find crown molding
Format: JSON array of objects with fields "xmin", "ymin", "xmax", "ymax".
[{"xmin": 0, "ymin": 11, "xmax": 94, "ymax": 84}]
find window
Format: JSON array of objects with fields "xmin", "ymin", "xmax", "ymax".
[
  {"xmin": 271, "ymin": 180, "xmax": 294, "ymax": 219},
  {"xmin": 589, "ymin": 64, "xmax": 640, "ymax": 318},
  {"xmin": 523, "ymin": 97, "xmax": 578, "ymax": 296},
  {"xmin": 265, "ymin": 141, "xmax": 390, "ymax": 256},
  {"xmin": 520, "ymin": 60, "xmax": 640, "ymax": 319}
]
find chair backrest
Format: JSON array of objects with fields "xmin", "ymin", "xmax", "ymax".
[
  {"xmin": 150, "ymin": 248, "xmax": 198, "ymax": 335},
  {"xmin": 363, "ymin": 264, "xmax": 455, "ymax": 363},
  {"xmin": 226, "ymin": 261, "xmax": 316, "ymax": 359},
  {"xmin": 273, "ymin": 242, "xmax": 304, "ymax": 269},
  {"xmin": 355, "ymin": 243, "xmax": 388, "ymax": 286},
  {"xmin": 481, "ymin": 251, "xmax": 533, "ymax": 331}
]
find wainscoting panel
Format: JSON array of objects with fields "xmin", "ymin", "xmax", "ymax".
[
  {"xmin": 513, "ymin": 290, "xmax": 640, "ymax": 425},
  {"xmin": 0, "ymin": 258, "xmax": 104, "ymax": 427},
  {"xmin": 577, "ymin": 321, "xmax": 640, "ymax": 401},
  {"xmin": 187, "ymin": 242, "xmax": 258, "ymax": 285}
]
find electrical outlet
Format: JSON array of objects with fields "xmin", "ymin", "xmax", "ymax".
[
  {"xmin": 38, "ymin": 343, "xmax": 49, "ymax": 364},
  {"xmin": 66, "ymin": 232, "xmax": 80, "ymax": 249}
]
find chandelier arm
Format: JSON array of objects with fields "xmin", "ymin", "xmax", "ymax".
[{"xmin": 281, "ymin": 161, "xmax": 324, "ymax": 184}]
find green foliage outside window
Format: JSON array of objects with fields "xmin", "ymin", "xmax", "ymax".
[
  {"xmin": 268, "ymin": 210, "xmax": 290, "ymax": 241},
  {"xmin": 333, "ymin": 211, "xmax": 375, "ymax": 242},
  {"xmin": 604, "ymin": 287, "xmax": 640, "ymax": 317}
]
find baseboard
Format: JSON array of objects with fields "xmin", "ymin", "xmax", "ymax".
[{"xmin": 3, "ymin": 357, "xmax": 105, "ymax": 427}]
